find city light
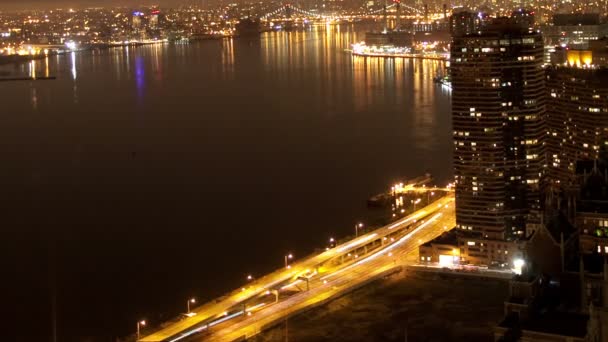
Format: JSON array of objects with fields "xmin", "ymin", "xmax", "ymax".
[
  {"xmin": 65, "ymin": 41, "xmax": 77, "ymax": 50},
  {"xmin": 512, "ymin": 258, "xmax": 525, "ymax": 275},
  {"xmin": 14, "ymin": 2, "xmax": 602, "ymax": 341}
]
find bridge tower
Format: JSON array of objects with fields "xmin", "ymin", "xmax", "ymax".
[
  {"xmin": 285, "ymin": 3, "xmax": 293, "ymax": 19},
  {"xmin": 394, "ymin": 0, "xmax": 401, "ymax": 31},
  {"xmin": 383, "ymin": 0, "xmax": 388, "ymax": 32}
]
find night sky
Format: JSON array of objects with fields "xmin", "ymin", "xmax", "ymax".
[{"xmin": 2, "ymin": 0, "xmax": 194, "ymax": 11}]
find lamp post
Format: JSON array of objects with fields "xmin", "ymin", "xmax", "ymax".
[
  {"xmin": 412, "ymin": 198, "xmax": 421, "ymax": 211},
  {"xmin": 284, "ymin": 253, "xmax": 293, "ymax": 268},
  {"xmin": 187, "ymin": 298, "xmax": 196, "ymax": 314},
  {"xmin": 355, "ymin": 223, "xmax": 363, "ymax": 237},
  {"xmin": 136, "ymin": 320, "xmax": 146, "ymax": 341}
]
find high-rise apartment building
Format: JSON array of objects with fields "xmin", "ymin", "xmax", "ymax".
[
  {"xmin": 150, "ymin": 9, "xmax": 160, "ymax": 30},
  {"xmin": 451, "ymin": 17, "xmax": 546, "ymax": 241},
  {"xmin": 546, "ymin": 67, "xmax": 608, "ymax": 185}
]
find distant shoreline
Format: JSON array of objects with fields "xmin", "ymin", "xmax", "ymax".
[
  {"xmin": 0, "ymin": 40, "xmax": 168, "ymax": 68},
  {"xmin": 0, "ymin": 54, "xmax": 47, "ymax": 66}
]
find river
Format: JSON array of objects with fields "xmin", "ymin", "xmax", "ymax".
[{"xmin": 0, "ymin": 23, "xmax": 451, "ymax": 341}]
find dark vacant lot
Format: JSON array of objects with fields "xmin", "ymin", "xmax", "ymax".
[{"xmin": 250, "ymin": 271, "xmax": 508, "ymax": 342}]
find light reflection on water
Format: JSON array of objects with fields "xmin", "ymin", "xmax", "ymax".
[{"xmin": 0, "ymin": 23, "xmax": 451, "ymax": 342}]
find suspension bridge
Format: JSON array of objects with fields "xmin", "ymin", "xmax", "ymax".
[{"xmin": 257, "ymin": 1, "xmax": 426, "ymax": 22}]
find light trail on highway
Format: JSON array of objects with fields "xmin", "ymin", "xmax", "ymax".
[
  {"xmin": 199, "ymin": 203, "xmax": 456, "ymax": 342},
  {"xmin": 140, "ymin": 191, "xmax": 455, "ymax": 342},
  {"xmin": 320, "ymin": 212, "xmax": 443, "ymax": 282}
]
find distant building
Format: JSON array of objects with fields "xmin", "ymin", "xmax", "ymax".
[
  {"xmin": 550, "ymin": 38, "xmax": 608, "ymax": 67},
  {"xmin": 364, "ymin": 31, "xmax": 413, "ymax": 47},
  {"xmin": 511, "ymin": 8, "xmax": 536, "ymax": 31},
  {"xmin": 132, "ymin": 11, "xmax": 144, "ymax": 31},
  {"xmin": 449, "ymin": 9, "xmax": 487, "ymax": 36},
  {"xmin": 411, "ymin": 20, "xmax": 450, "ymax": 45},
  {"xmin": 541, "ymin": 13, "xmax": 608, "ymax": 48},
  {"xmin": 451, "ymin": 18, "xmax": 546, "ymax": 242},
  {"xmin": 150, "ymin": 9, "xmax": 160, "ymax": 30}
]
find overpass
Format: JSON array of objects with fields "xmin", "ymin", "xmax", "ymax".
[{"xmin": 140, "ymin": 189, "xmax": 455, "ymax": 342}]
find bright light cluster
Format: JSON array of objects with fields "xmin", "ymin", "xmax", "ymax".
[{"xmin": 352, "ymin": 42, "xmax": 412, "ymax": 56}]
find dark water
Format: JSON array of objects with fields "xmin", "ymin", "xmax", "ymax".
[{"xmin": 0, "ymin": 24, "xmax": 451, "ymax": 341}]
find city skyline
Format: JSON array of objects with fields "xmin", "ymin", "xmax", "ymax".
[{"xmin": 4, "ymin": 0, "xmax": 608, "ymax": 341}]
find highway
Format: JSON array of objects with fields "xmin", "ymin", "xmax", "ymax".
[{"xmin": 140, "ymin": 192, "xmax": 455, "ymax": 342}]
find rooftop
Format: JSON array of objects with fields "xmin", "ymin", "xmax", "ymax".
[{"xmin": 499, "ymin": 311, "xmax": 589, "ymax": 338}]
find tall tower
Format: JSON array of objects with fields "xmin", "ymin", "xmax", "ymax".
[
  {"xmin": 132, "ymin": 11, "xmax": 144, "ymax": 31},
  {"xmin": 150, "ymin": 9, "xmax": 160, "ymax": 29},
  {"xmin": 451, "ymin": 17, "xmax": 546, "ymax": 241}
]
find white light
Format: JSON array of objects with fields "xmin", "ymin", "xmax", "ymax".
[
  {"xmin": 65, "ymin": 41, "xmax": 77, "ymax": 50},
  {"xmin": 512, "ymin": 258, "xmax": 525, "ymax": 275}
]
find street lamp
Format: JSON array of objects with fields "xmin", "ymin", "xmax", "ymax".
[
  {"xmin": 187, "ymin": 298, "xmax": 196, "ymax": 313},
  {"xmin": 284, "ymin": 253, "xmax": 293, "ymax": 268},
  {"xmin": 136, "ymin": 320, "xmax": 146, "ymax": 340},
  {"xmin": 412, "ymin": 198, "xmax": 421, "ymax": 211},
  {"xmin": 427, "ymin": 190, "xmax": 435, "ymax": 203},
  {"xmin": 355, "ymin": 223, "xmax": 363, "ymax": 237}
]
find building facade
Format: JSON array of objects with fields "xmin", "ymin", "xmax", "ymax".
[
  {"xmin": 451, "ymin": 19, "xmax": 546, "ymax": 241},
  {"xmin": 545, "ymin": 67, "xmax": 608, "ymax": 185},
  {"xmin": 541, "ymin": 13, "xmax": 608, "ymax": 49},
  {"xmin": 419, "ymin": 230, "xmax": 526, "ymax": 268}
]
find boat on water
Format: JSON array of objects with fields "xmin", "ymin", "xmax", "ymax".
[
  {"xmin": 351, "ymin": 42, "xmax": 413, "ymax": 58},
  {"xmin": 351, "ymin": 42, "xmax": 449, "ymax": 60},
  {"xmin": 365, "ymin": 30, "xmax": 413, "ymax": 47},
  {"xmin": 434, "ymin": 74, "xmax": 452, "ymax": 89},
  {"xmin": 235, "ymin": 17, "xmax": 261, "ymax": 37}
]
